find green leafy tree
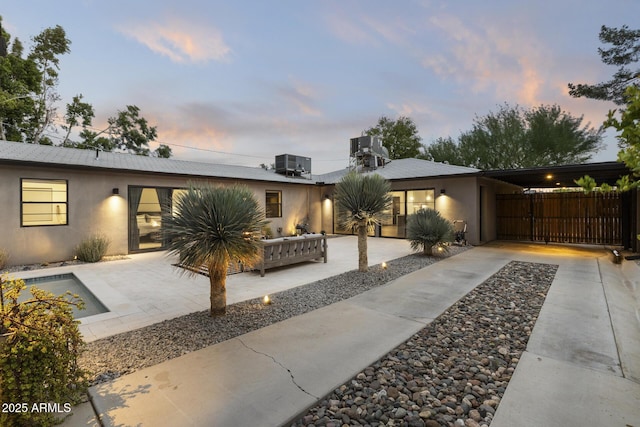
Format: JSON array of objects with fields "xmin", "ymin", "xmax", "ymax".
[
  {"xmin": 419, "ymin": 136, "xmax": 465, "ymax": 165},
  {"xmin": 609, "ymin": 85, "xmax": 640, "ymax": 172},
  {"xmin": 406, "ymin": 208, "xmax": 454, "ymax": 256},
  {"xmin": 576, "ymin": 86, "xmax": 640, "ymax": 192},
  {"xmin": 107, "ymin": 105, "xmax": 158, "ymax": 155},
  {"xmin": 26, "ymin": 25, "xmax": 70, "ymax": 143},
  {"xmin": 164, "ymin": 184, "xmax": 267, "ymax": 316},
  {"xmin": 0, "ymin": 274, "xmax": 88, "ymax": 427},
  {"xmin": 61, "ymin": 94, "xmax": 94, "ymax": 146},
  {"xmin": 568, "ymin": 25, "xmax": 640, "ymax": 105},
  {"xmin": 334, "ymin": 171, "xmax": 391, "ymax": 272},
  {"xmin": 0, "ymin": 17, "xmax": 171, "ymax": 157},
  {"xmin": 365, "ymin": 116, "xmax": 422, "ymax": 159},
  {"xmin": 77, "ymin": 105, "xmax": 159, "ymax": 155},
  {"xmin": 0, "ymin": 17, "xmax": 41, "ymax": 141},
  {"xmin": 424, "ymin": 104, "xmax": 603, "ymax": 169},
  {"xmin": 154, "ymin": 143, "xmax": 172, "ymax": 158}
]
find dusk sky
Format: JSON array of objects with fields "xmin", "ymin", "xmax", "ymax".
[{"xmin": 3, "ymin": 1, "xmax": 637, "ymax": 173}]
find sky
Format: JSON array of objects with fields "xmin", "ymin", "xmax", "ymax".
[{"xmin": 2, "ymin": 1, "xmax": 638, "ymax": 174}]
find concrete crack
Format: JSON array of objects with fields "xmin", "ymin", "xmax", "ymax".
[{"xmin": 236, "ymin": 337, "xmax": 319, "ymax": 399}]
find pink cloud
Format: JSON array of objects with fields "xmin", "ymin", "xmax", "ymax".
[{"xmin": 117, "ymin": 18, "xmax": 231, "ymax": 63}]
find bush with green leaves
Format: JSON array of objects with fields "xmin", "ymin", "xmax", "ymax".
[
  {"xmin": 406, "ymin": 208, "xmax": 454, "ymax": 256},
  {"xmin": 0, "ymin": 274, "xmax": 88, "ymax": 427},
  {"xmin": 75, "ymin": 234, "xmax": 110, "ymax": 262},
  {"xmin": 0, "ymin": 249, "xmax": 8, "ymax": 270}
]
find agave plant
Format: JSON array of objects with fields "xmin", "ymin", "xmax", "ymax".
[
  {"xmin": 406, "ymin": 208, "xmax": 454, "ymax": 256},
  {"xmin": 334, "ymin": 171, "xmax": 391, "ymax": 272},
  {"xmin": 164, "ymin": 184, "xmax": 267, "ymax": 316}
]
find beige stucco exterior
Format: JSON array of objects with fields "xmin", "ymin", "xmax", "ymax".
[
  {"xmin": 0, "ymin": 152, "xmax": 520, "ymax": 266},
  {"xmin": 1, "ymin": 164, "xmax": 322, "ymax": 265}
]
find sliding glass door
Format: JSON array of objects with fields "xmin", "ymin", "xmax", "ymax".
[{"xmin": 128, "ymin": 186, "xmax": 175, "ymax": 252}]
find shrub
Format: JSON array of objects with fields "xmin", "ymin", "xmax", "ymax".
[
  {"xmin": 0, "ymin": 249, "xmax": 8, "ymax": 270},
  {"xmin": 75, "ymin": 234, "xmax": 110, "ymax": 262},
  {"xmin": 262, "ymin": 225, "xmax": 274, "ymax": 239},
  {"xmin": 0, "ymin": 274, "xmax": 88, "ymax": 427},
  {"xmin": 406, "ymin": 208, "xmax": 454, "ymax": 256}
]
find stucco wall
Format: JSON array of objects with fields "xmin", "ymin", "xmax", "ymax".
[
  {"xmin": 0, "ymin": 165, "xmax": 320, "ymax": 266},
  {"xmin": 477, "ymin": 177, "xmax": 522, "ymax": 243},
  {"xmin": 388, "ymin": 176, "xmax": 481, "ymax": 244}
]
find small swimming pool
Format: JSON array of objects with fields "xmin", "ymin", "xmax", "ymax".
[{"xmin": 22, "ymin": 273, "xmax": 109, "ymax": 319}]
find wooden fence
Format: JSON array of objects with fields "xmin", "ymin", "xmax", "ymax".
[{"xmin": 496, "ymin": 192, "xmax": 622, "ymax": 245}]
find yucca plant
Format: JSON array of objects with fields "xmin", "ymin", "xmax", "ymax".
[
  {"xmin": 407, "ymin": 208, "xmax": 454, "ymax": 256},
  {"xmin": 164, "ymin": 184, "xmax": 267, "ymax": 316},
  {"xmin": 334, "ymin": 171, "xmax": 391, "ymax": 272}
]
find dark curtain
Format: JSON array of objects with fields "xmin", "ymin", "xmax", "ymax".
[
  {"xmin": 156, "ymin": 188, "xmax": 173, "ymax": 247},
  {"xmin": 128, "ymin": 187, "xmax": 143, "ymax": 251}
]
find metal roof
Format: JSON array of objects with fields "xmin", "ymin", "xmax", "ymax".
[
  {"xmin": 6, "ymin": 140, "xmax": 621, "ymax": 188},
  {"xmin": 0, "ymin": 140, "xmax": 481, "ymax": 185},
  {"xmin": 314, "ymin": 158, "xmax": 480, "ymax": 184},
  {"xmin": 0, "ymin": 140, "xmax": 316, "ymax": 185}
]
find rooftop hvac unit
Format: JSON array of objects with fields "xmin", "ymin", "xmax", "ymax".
[
  {"xmin": 350, "ymin": 135, "xmax": 386, "ymax": 157},
  {"xmin": 349, "ymin": 135, "xmax": 390, "ymax": 171},
  {"xmin": 275, "ymin": 154, "xmax": 311, "ymax": 177}
]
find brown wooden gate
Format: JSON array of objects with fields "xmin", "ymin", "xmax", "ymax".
[{"xmin": 496, "ymin": 192, "xmax": 622, "ymax": 245}]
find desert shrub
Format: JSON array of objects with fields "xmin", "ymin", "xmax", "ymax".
[
  {"xmin": 406, "ymin": 208, "xmax": 454, "ymax": 256},
  {"xmin": 0, "ymin": 274, "xmax": 88, "ymax": 427},
  {"xmin": 0, "ymin": 249, "xmax": 8, "ymax": 270},
  {"xmin": 75, "ymin": 234, "xmax": 110, "ymax": 262}
]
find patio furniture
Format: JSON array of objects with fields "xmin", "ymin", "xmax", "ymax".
[
  {"xmin": 453, "ymin": 220, "xmax": 467, "ymax": 245},
  {"xmin": 259, "ymin": 234, "xmax": 327, "ymax": 277}
]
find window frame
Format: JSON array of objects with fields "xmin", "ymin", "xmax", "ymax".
[
  {"xmin": 20, "ymin": 178, "xmax": 69, "ymax": 227},
  {"xmin": 265, "ymin": 190, "xmax": 282, "ymax": 218}
]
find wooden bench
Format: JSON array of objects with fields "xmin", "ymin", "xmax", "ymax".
[{"xmin": 259, "ymin": 235, "xmax": 327, "ymax": 277}]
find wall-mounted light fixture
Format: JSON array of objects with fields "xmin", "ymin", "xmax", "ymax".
[
  {"xmin": 440, "ymin": 189, "xmax": 446, "ymax": 195},
  {"xmin": 112, "ymin": 188, "xmax": 120, "ymax": 195},
  {"xmin": 324, "ymin": 194, "xmax": 330, "ymax": 200}
]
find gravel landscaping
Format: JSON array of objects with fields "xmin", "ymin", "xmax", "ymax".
[
  {"xmin": 289, "ymin": 260, "xmax": 558, "ymax": 427},
  {"xmin": 80, "ymin": 245, "xmax": 469, "ymax": 385}
]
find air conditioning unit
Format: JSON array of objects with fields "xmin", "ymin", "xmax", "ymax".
[
  {"xmin": 349, "ymin": 135, "xmax": 390, "ymax": 171},
  {"xmin": 350, "ymin": 135, "xmax": 387, "ymax": 157},
  {"xmin": 275, "ymin": 154, "xmax": 311, "ymax": 177}
]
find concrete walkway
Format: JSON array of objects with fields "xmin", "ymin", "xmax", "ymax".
[{"xmin": 60, "ymin": 242, "xmax": 640, "ymax": 426}]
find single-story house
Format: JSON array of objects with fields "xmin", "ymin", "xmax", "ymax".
[{"xmin": 0, "ymin": 139, "xmax": 634, "ymax": 265}]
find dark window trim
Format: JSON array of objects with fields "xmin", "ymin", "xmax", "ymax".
[
  {"xmin": 265, "ymin": 190, "xmax": 282, "ymax": 218},
  {"xmin": 20, "ymin": 178, "xmax": 69, "ymax": 227}
]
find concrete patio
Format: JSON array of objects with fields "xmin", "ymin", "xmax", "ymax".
[
  {"xmin": 14, "ymin": 236, "xmax": 413, "ymax": 342},
  {"xmin": 51, "ymin": 240, "xmax": 640, "ymax": 426}
]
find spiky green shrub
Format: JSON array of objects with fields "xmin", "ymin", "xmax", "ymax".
[
  {"xmin": 407, "ymin": 208, "xmax": 454, "ymax": 256},
  {"xmin": 164, "ymin": 184, "xmax": 267, "ymax": 316},
  {"xmin": 0, "ymin": 274, "xmax": 87, "ymax": 427},
  {"xmin": 0, "ymin": 249, "xmax": 8, "ymax": 270},
  {"xmin": 75, "ymin": 234, "xmax": 110, "ymax": 262},
  {"xmin": 334, "ymin": 171, "xmax": 391, "ymax": 272}
]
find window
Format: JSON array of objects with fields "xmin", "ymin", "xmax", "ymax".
[
  {"xmin": 407, "ymin": 189, "xmax": 435, "ymax": 214},
  {"xmin": 265, "ymin": 191, "xmax": 282, "ymax": 218},
  {"xmin": 21, "ymin": 179, "xmax": 68, "ymax": 226}
]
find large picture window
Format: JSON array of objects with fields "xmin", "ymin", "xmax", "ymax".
[
  {"xmin": 21, "ymin": 179, "xmax": 68, "ymax": 226},
  {"xmin": 265, "ymin": 191, "xmax": 282, "ymax": 218},
  {"xmin": 407, "ymin": 189, "xmax": 435, "ymax": 214}
]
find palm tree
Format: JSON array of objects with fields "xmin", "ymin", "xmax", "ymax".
[
  {"xmin": 164, "ymin": 184, "xmax": 267, "ymax": 316},
  {"xmin": 406, "ymin": 208, "xmax": 454, "ymax": 256},
  {"xmin": 334, "ymin": 171, "xmax": 391, "ymax": 272}
]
